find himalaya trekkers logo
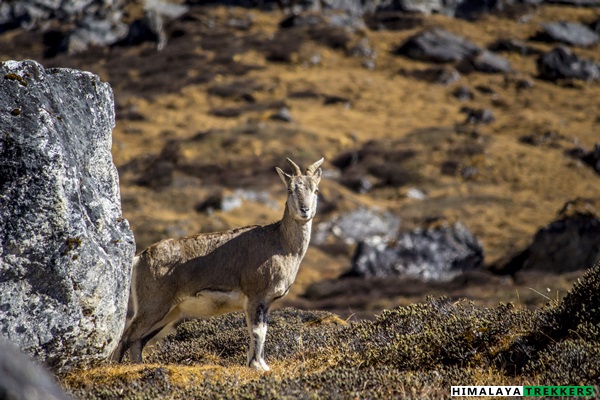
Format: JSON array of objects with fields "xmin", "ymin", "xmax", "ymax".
[{"xmin": 450, "ymin": 386, "xmax": 595, "ymax": 397}]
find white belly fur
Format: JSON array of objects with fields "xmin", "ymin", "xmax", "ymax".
[{"xmin": 178, "ymin": 290, "xmax": 247, "ymax": 319}]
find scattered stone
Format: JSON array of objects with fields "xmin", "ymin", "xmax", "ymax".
[
  {"xmin": 519, "ymin": 131, "xmax": 568, "ymax": 148},
  {"xmin": 270, "ymin": 106, "xmax": 294, "ymax": 122},
  {"xmin": 279, "ymin": 12, "xmax": 325, "ymax": 28},
  {"xmin": 452, "ymin": 85, "xmax": 474, "ymax": 100},
  {"xmin": 136, "ymin": 140, "xmax": 182, "ymax": 189},
  {"xmin": 460, "ymin": 166, "xmax": 479, "ymax": 180},
  {"xmin": 458, "ymin": 50, "xmax": 512, "ymax": 74},
  {"xmin": 545, "ymin": 0, "xmax": 600, "ymax": 6},
  {"xmin": 0, "ymin": 60, "xmax": 135, "ymax": 373},
  {"xmin": 375, "ymin": 0, "xmax": 445, "ymax": 15},
  {"xmin": 406, "ymin": 187, "xmax": 427, "ymax": 200},
  {"xmin": 312, "ymin": 208, "xmax": 401, "ymax": 246},
  {"xmin": 324, "ymin": 95, "xmax": 352, "ymax": 107},
  {"xmin": 537, "ymin": 46, "xmax": 600, "ymax": 81},
  {"xmin": 195, "ymin": 189, "xmax": 278, "ymax": 214},
  {"xmin": 343, "ymin": 221, "xmax": 484, "ymax": 281},
  {"xmin": 347, "ymin": 37, "xmax": 376, "ymax": 58},
  {"xmin": 504, "ymin": 199, "xmax": 600, "ymax": 274},
  {"xmin": 533, "ymin": 21, "xmax": 599, "ymax": 47},
  {"xmin": 364, "ymin": 11, "xmax": 422, "ymax": 31},
  {"xmin": 569, "ymin": 143, "xmax": 600, "ymax": 174},
  {"xmin": 333, "ymin": 141, "xmax": 420, "ymax": 190},
  {"xmin": 339, "ymin": 174, "xmax": 375, "ymax": 193},
  {"xmin": 395, "ymin": 28, "xmax": 481, "ymax": 63},
  {"xmin": 488, "ymin": 38, "xmax": 541, "ymax": 56},
  {"xmin": 405, "ymin": 66, "xmax": 461, "ymax": 85},
  {"xmin": 461, "ymin": 107, "xmax": 495, "ymax": 124},
  {"xmin": 373, "ymin": 0, "xmax": 523, "ymax": 20}
]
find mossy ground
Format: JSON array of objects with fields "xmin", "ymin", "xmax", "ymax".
[{"xmin": 60, "ymin": 264, "xmax": 600, "ymax": 399}]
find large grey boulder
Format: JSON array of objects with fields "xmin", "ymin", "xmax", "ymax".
[
  {"xmin": 0, "ymin": 60, "xmax": 135, "ymax": 373},
  {"xmin": 312, "ymin": 207, "xmax": 401, "ymax": 246},
  {"xmin": 344, "ymin": 221, "xmax": 484, "ymax": 281}
]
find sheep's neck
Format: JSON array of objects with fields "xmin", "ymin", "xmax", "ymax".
[{"xmin": 279, "ymin": 203, "xmax": 312, "ymax": 258}]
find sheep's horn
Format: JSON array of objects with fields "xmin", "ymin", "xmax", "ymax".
[
  {"xmin": 306, "ymin": 158, "xmax": 324, "ymax": 176},
  {"xmin": 286, "ymin": 158, "xmax": 302, "ymax": 176}
]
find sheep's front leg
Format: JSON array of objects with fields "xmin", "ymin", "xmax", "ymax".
[{"xmin": 245, "ymin": 299, "xmax": 270, "ymax": 371}]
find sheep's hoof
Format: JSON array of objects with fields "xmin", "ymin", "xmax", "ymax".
[{"xmin": 249, "ymin": 359, "xmax": 270, "ymax": 372}]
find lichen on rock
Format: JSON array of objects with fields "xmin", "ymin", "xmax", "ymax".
[{"xmin": 0, "ymin": 60, "xmax": 135, "ymax": 373}]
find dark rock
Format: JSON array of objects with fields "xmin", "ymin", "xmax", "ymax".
[
  {"xmin": 452, "ymin": 85, "xmax": 474, "ymax": 100},
  {"xmin": 537, "ymin": 46, "xmax": 600, "ymax": 81},
  {"xmin": 67, "ymin": 14, "xmax": 128, "ymax": 54},
  {"xmin": 458, "ymin": 50, "xmax": 512, "ymax": 74},
  {"xmin": 533, "ymin": 21, "xmax": 599, "ymax": 47},
  {"xmin": 0, "ymin": 60, "xmax": 135, "ymax": 373},
  {"xmin": 333, "ymin": 141, "xmax": 420, "ymax": 189},
  {"xmin": 404, "ymin": 66, "xmax": 461, "ymax": 85},
  {"xmin": 313, "ymin": 208, "xmax": 400, "ymax": 246},
  {"xmin": 324, "ymin": 95, "xmax": 352, "ymax": 106},
  {"xmin": 195, "ymin": 189, "xmax": 277, "ymax": 215},
  {"xmin": 347, "ymin": 38, "xmax": 376, "ymax": 58},
  {"xmin": 375, "ymin": 0, "xmax": 445, "ymax": 15},
  {"xmin": 505, "ymin": 199, "xmax": 600, "ymax": 274},
  {"xmin": 0, "ymin": 339, "xmax": 68, "ymax": 400},
  {"xmin": 344, "ymin": 221, "xmax": 484, "ymax": 281},
  {"xmin": 441, "ymin": 160, "xmax": 461, "ymax": 176},
  {"xmin": 577, "ymin": 143, "xmax": 600, "ymax": 174},
  {"xmin": 364, "ymin": 11, "xmax": 422, "ymax": 31},
  {"xmin": 279, "ymin": 12, "xmax": 325, "ymax": 28},
  {"xmin": 545, "ymin": 0, "xmax": 600, "ymax": 5},
  {"xmin": 373, "ymin": 0, "xmax": 524, "ymax": 20},
  {"xmin": 519, "ymin": 131, "xmax": 567, "ymax": 148},
  {"xmin": 394, "ymin": 28, "xmax": 481, "ymax": 63},
  {"xmin": 338, "ymin": 174, "xmax": 375, "ymax": 193},
  {"xmin": 136, "ymin": 140, "xmax": 182, "ymax": 188},
  {"xmin": 488, "ymin": 38, "xmax": 541, "ymax": 56},
  {"xmin": 461, "ymin": 107, "xmax": 495, "ymax": 124}
]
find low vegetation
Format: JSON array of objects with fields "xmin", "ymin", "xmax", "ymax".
[{"xmin": 61, "ymin": 263, "xmax": 599, "ymax": 398}]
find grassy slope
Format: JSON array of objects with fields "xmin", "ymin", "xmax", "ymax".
[{"xmin": 61, "ymin": 264, "xmax": 600, "ymax": 398}]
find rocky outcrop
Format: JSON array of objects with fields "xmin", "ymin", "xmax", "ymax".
[
  {"xmin": 395, "ymin": 28, "xmax": 481, "ymax": 63},
  {"xmin": 537, "ymin": 46, "xmax": 600, "ymax": 81},
  {"xmin": 344, "ymin": 221, "xmax": 484, "ymax": 281},
  {"xmin": 312, "ymin": 208, "xmax": 401, "ymax": 246},
  {"xmin": 0, "ymin": 60, "xmax": 135, "ymax": 373},
  {"xmin": 533, "ymin": 21, "xmax": 600, "ymax": 47},
  {"xmin": 504, "ymin": 199, "xmax": 600, "ymax": 274},
  {"xmin": 0, "ymin": 339, "xmax": 69, "ymax": 400},
  {"xmin": 0, "ymin": 0, "xmax": 187, "ymax": 54}
]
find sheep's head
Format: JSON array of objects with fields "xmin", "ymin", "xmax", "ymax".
[{"xmin": 276, "ymin": 158, "xmax": 323, "ymax": 222}]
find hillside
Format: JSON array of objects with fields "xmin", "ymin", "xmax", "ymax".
[{"xmin": 2, "ymin": 0, "xmax": 600, "ymax": 396}]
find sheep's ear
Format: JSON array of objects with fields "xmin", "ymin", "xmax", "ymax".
[
  {"xmin": 311, "ymin": 168, "xmax": 322, "ymax": 185},
  {"xmin": 276, "ymin": 167, "xmax": 291, "ymax": 187}
]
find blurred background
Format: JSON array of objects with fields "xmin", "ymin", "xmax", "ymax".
[{"xmin": 2, "ymin": 0, "xmax": 600, "ymax": 319}]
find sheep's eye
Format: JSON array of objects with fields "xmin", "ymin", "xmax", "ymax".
[
  {"xmin": 288, "ymin": 188, "xmax": 293, "ymax": 194},
  {"xmin": 314, "ymin": 189, "xmax": 319, "ymax": 195}
]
